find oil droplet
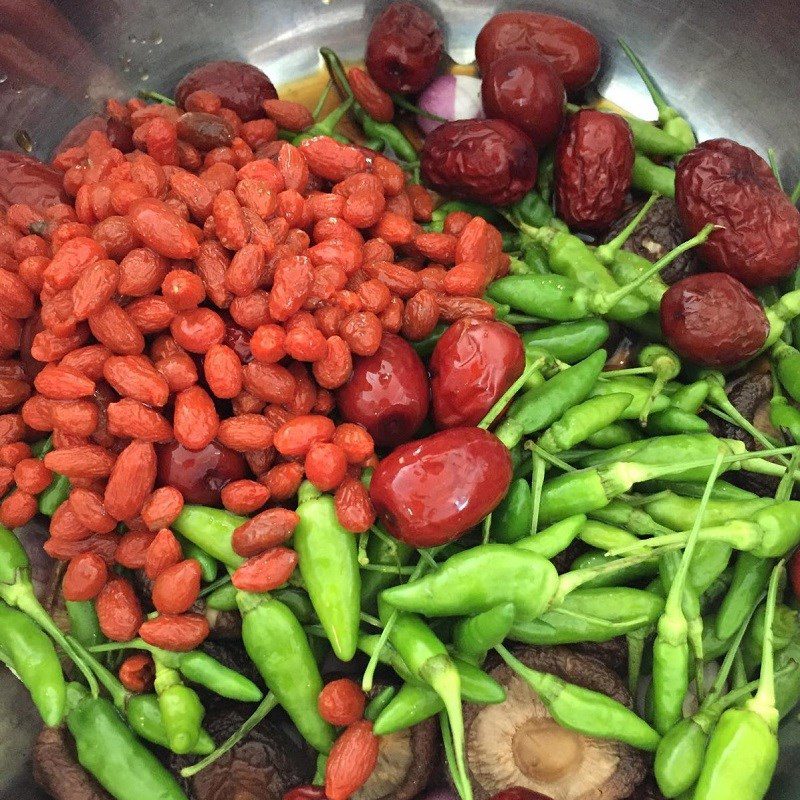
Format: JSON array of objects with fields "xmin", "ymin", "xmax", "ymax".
[
  {"xmin": 141, "ymin": 73, "xmax": 150, "ymax": 82},
  {"xmin": 0, "ymin": 75, "xmax": 7, "ymax": 85},
  {"xmin": 15, "ymin": 130, "xmax": 33, "ymax": 153},
  {"xmin": 152, "ymin": 33, "xmax": 163, "ymax": 45},
  {"xmin": 128, "ymin": 34, "xmax": 138, "ymax": 43}
]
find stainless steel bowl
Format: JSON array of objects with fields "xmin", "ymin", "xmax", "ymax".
[{"xmin": 2, "ymin": 1, "xmax": 799, "ymax": 797}]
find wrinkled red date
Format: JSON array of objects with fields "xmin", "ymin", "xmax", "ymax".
[
  {"xmin": 0, "ymin": 151, "xmax": 67, "ymax": 212},
  {"xmin": 421, "ymin": 119, "xmax": 538, "ymax": 207},
  {"xmin": 476, "ymin": 11, "xmax": 601, "ymax": 93},
  {"xmin": 675, "ymin": 138, "xmax": 800, "ymax": 287},
  {"xmin": 554, "ymin": 109, "xmax": 634, "ymax": 232},
  {"xmin": 660, "ymin": 272, "xmax": 769, "ymax": 367},
  {"xmin": 365, "ymin": 2, "xmax": 443, "ymax": 94},
  {"xmin": 175, "ymin": 60, "xmax": 278, "ymax": 121}
]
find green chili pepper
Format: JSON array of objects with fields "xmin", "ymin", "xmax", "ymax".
[
  {"xmin": 567, "ymin": 103, "xmax": 690, "ymax": 157},
  {"xmin": 238, "ymin": 591, "xmax": 333, "ymax": 753},
  {"xmin": 618, "ymin": 39, "xmax": 697, "ymax": 149},
  {"xmin": 293, "ymin": 487, "xmax": 360, "ymax": 661},
  {"xmin": 489, "ymin": 478, "xmax": 532, "ymax": 544},
  {"xmin": 495, "ymin": 349, "xmax": 607, "ymax": 449},
  {"xmin": 716, "ymin": 554, "xmax": 775, "ymax": 641},
  {"xmin": 537, "ymin": 147, "xmax": 555, "ymax": 201},
  {"xmin": 175, "ymin": 534, "xmax": 218, "ymax": 583},
  {"xmin": 154, "ymin": 659, "xmax": 205, "ymax": 755},
  {"xmin": 65, "ymin": 683, "xmax": 189, "ymax": 800},
  {"xmin": 496, "ymin": 644, "xmax": 661, "ymax": 750},
  {"xmin": 381, "ymin": 544, "xmax": 559, "ymax": 621},
  {"xmin": 428, "ymin": 200, "xmax": 507, "ymax": 231},
  {"xmin": 743, "ymin": 602, "xmax": 799, "ymax": 670},
  {"xmin": 591, "ymin": 374, "xmax": 671, "ymax": 419},
  {"xmin": 774, "ymin": 635, "xmax": 800, "ymax": 719},
  {"xmin": 771, "ymin": 394, "xmax": 800, "ymax": 444},
  {"xmin": 538, "ymin": 393, "xmax": 633, "ymax": 452},
  {"xmin": 632, "ymin": 153, "xmax": 676, "ymax": 198},
  {"xmin": 647, "ymin": 478, "xmax": 756, "ymax": 501},
  {"xmin": 0, "ymin": 599, "xmax": 65, "ymax": 726},
  {"xmin": 272, "ymin": 587, "xmax": 317, "ymax": 625},
  {"xmin": 522, "ymin": 319, "xmax": 610, "ymax": 364},
  {"xmin": 686, "ymin": 542, "xmax": 734, "ymax": 597},
  {"xmin": 293, "ymin": 95, "xmax": 354, "ymax": 143},
  {"xmin": 655, "ymin": 597, "xmax": 765, "ymax": 798},
  {"xmin": 569, "ymin": 549, "xmax": 660, "ymax": 587},
  {"xmin": 320, "ymin": 48, "xmax": 419, "ymax": 165},
  {"xmin": 38, "ymin": 473, "xmax": 70, "ymax": 516},
  {"xmin": 692, "ymin": 562, "xmax": 784, "ymax": 800},
  {"xmin": 453, "ymin": 602, "xmax": 516, "ymax": 662},
  {"xmin": 636, "ymin": 345, "xmax": 681, "ymax": 423},
  {"xmin": 644, "ymin": 492, "xmax": 772, "ymax": 531},
  {"xmin": 647, "ymin": 406, "xmax": 710, "ymax": 435},
  {"xmin": 589, "ymin": 498, "xmax": 674, "ymax": 536},
  {"xmin": 364, "ymin": 686, "xmax": 397, "ymax": 722},
  {"xmin": 610, "ymin": 251, "xmax": 671, "ymax": 312},
  {"xmin": 579, "ymin": 519, "xmax": 641, "ymax": 550},
  {"xmin": 377, "ymin": 599, "xmax": 471, "ymax": 799},
  {"xmin": 172, "ymin": 505, "xmax": 245, "ymax": 568},
  {"xmin": 635, "ymin": 501, "xmax": 800, "ymax": 559},
  {"xmin": 509, "ymin": 587, "xmax": 664, "ymax": 645},
  {"xmin": 651, "ymin": 453, "xmax": 724, "ymax": 735},
  {"xmin": 65, "ymin": 599, "xmax": 105, "ymax": 648},
  {"xmin": 0, "ymin": 526, "xmax": 98, "ymax": 694},
  {"xmin": 772, "ymin": 340, "xmax": 800, "ymax": 402},
  {"xmin": 360, "ymin": 529, "xmax": 415, "ymax": 612},
  {"xmin": 31, "ymin": 435, "xmax": 53, "ymax": 458},
  {"xmin": 594, "ymin": 192, "xmax": 661, "ymax": 267},
  {"xmin": 205, "ymin": 581, "xmax": 238, "ymax": 611},
  {"xmin": 513, "ymin": 514, "xmax": 586, "ymax": 559},
  {"xmin": 586, "ymin": 420, "xmax": 642, "ymax": 448}
]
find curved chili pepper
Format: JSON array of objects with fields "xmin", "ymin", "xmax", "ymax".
[
  {"xmin": 205, "ymin": 581, "xmax": 238, "ymax": 611},
  {"xmin": 578, "ymin": 519, "xmax": 641, "ymax": 551},
  {"xmin": 772, "ymin": 340, "xmax": 800, "ymax": 403},
  {"xmin": 644, "ymin": 493, "xmax": 772, "ymax": 531},
  {"xmin": 38, "ymin": 472, "xmax": 71, "ymax": 516},
  {"xmin": 65, "ymin": 599, "xmax": 105, "ymax": 648},
  {"xmin": 238, "ymin": 591, "xmax": 334, "ymax": 753},
  {"xmin": 175, "ymin": 534, "xmax": 218, "ymax": 583},
  {"xmin": 522, "ymin": 319, "xmax": 610, "ymax": 364},
  {"xmin": 567, "ymin": 549, "xmax": 660, "ymax": 588},
  {"xmin": 172, "ymin": 504, "xmax": 246, "ymax": 568},
  {"xmin": 514, "ymin": 514, "xmax": 587, "ymax": 560},
  {"xmin": 360, "ymin": 530, "xmax": 414, "ymax": 613},
  {"xmin": 489, "ymin": 478, "xmax": 532, "ymax": 544},
  {"xmin": 648, "ymin": 406, "xmax": 710, "ymax": 435},
  {"xmin": 0, "ymin": 599, "xmax": 65, "ymax": 726},
  {"xmin": 509, "ymin": 586, "xmax": 664, "ymax": 645},
  {"xmin": 377, "ymin": 599, "xmax": 471, "ymax": 799},
  {"xmin": 292, "ymin": 96, "xmax": 354, "ymax": 144},
  {"xmin": 452, "ymin": 602, "xmax": 516, "ymax": 663},
  {"xmin": 618, "ymin": 39, "xmax": 697, "ymax": 150},
  {"xmin": 586, "ymin": 420, "xmax": 642, "ymax": 448},
  {"xmin": 590, "ymin": 498, "xmax": 676, "ymax": 536},
  {"xmin": 496, "ymin": 644, "xmax": 661, "ymax": 751},
  {"xmin": 154, "ymin": 659, "xmax": 205, "ymax": 755},
  {"xmin": 716, "ymin": 554, "xmax": 776, "ymax": 642},
  {"xmin": 692, "ymin": 563, "xmax": 784, "ymax": 800},
  {"xmin": 495, "ymin": 349, "xmax": 607, "ymax": 449},
  {"xmin": 293, "ymin": 486, "xmax": 361, "ymax": 661},
  {"xmin": 632, "ymin": 153, "xmax": 676, "ymax": 198},
  {"xmin": 65, "ymin": 683, "xmax": 189, "ymax": 800},
  {"xmin": 538, "ymin": 393, "xmax": 633, "ymax": 452},
  {"xmin": 590, "ymin": 374, "xmax": 671, "ymax": 419}
]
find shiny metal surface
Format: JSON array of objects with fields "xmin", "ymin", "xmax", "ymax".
[{"xmin": 1, "ymin": 1, "xmax": 799, "ymax": 797}]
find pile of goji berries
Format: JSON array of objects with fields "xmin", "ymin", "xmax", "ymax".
[{"xmin": 0, "ymin": 85, "xmax": 509, "ymax": 649}]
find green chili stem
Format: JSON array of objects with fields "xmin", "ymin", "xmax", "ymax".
[
  {"xmin": 313, "ymin": 754, "xmax": 328, "ymax": 786},
  {"xmin": 767, "ymin": 148, "xmax": 784, "ymax": 189},
  {"xmin": 312, "ymin": 80, "xmax": 333, "ymax": 120},
  {"xmin": 197, "ymin": 574, "xmax": 231, "ymax": 598},
  {"xmin": 775, "ymin": 446, "xmax": 800, "ymax": 501},
  {"xmin": 503, "ymin": 313, "xmax": 547, "ymax": 325},
  {"xmin": 66, "ymin": 635, "xmax": 128, "ymax": 709},
  {"xmin": 617, "ymin": 39, "xmax": 673, "ymax": 120},
  {"xmin": 599, "ymin": 366, "xmax": 655, "ymax": 378},
  {"xmin": 138, "ymin": 90, "xmax": 175, "ymax": 106},
  {"xmin": 526, "ymin": 441, "xmax": 576, "ymax": 472},
  {"xmin": 358, "ymin": 530, "xmax": 370, "ymax": 567},
  {"xmin": 479, "ymin": 360, "xmax": 543, "ymax": 429},
  {"xmin": 180, "ymin": 692, "xmax": 278, "ymax": 778},
  {"xmin": 595, "ymin": 191, "xmax": 660, "ymax": 263},
  {"xmin": 360, "ymin": 612, "xmax": 383, "ymax": 629},
  {"xmin": 790, "ymin": 178, "xmax": 800, "ymax": 205},
  {"xmin": 439, "ymin": 711, "xmax": 469, "ymax": 800},
  {"xmin": 360, "ymin": 563, "xmax": 418, "ymax": 574},
  {"xmin": 391, "ymin": 93, "xmax": 447, "ymax": 122},
  {"xmin": 481, "ymin": 514, "xmax": 492, "ymax": 545},
  {"xmin": 364, "ymin": 685, "xmax": 396, "ymax": 721},
  {"xmin": 529, "ymin": 451, "xmax": 545, "ymax": 536}
]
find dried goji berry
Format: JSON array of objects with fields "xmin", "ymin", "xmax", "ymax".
[
  {"xmin": 348, "ymin": 67, "xmax": 394, "ymax": 123},
  {"xmin": 71, "ymin": 259, "xmax": 120, "ymax": 320},
  {"xmin": 162, "ymin": 268, "xmax": 206, "ymax": 311},
  {"xmin": 318, "ymin": 678, "xmax": 366, "ymax": 726},
  {"xmin": 60, "ymin": 344, "xmax": 112, "ymax": 381},
  {"xmin": 269, "ymin": 255, "xmax": 313, "ymax": 322},
  {"xmin": 217, "ymin": 414, "xmax": 275, "ymax": 452},
  {"xmin": 203, "ymin": 343, "xmax": 244, "ymax": 400},
  {"xmin": 332, "ymin": 423, "xmax": 375, "ymax": 465},
  {"xmin": 34, "ymin": 363, "xmax": 95, "ymax": 400},
  {"xmin": 325, "ymin": 721, "xmax": 380, "ymax": 800},
  {"xmin": 173, "ymin": 385, "xmax": 220, "ymax": 451},
  {"xmin": 261, "ymin": 100, "xmax": 314, "ymax": 132},
  {"xmin": 285, "ymin": 325, "xmax": 329, "ymax": 362},
  {"xmin": 225, "ymin": 243, "xmax": 266, "ymax": 297},
  {"xmin": 44, "ymin": 445, "xmax": 115, "ymax": 480},
  {"xmin": 363, "ymin": 261, "xmax": 421, "ymax": 298},
  {"xmin": 118, "ymin": 653, "xmax": 155, "ymax": 693},
  {"xmin": 0, "ymin": 489, "xmax": 37, "ymax": 528},
  {"xmin": 231, "ymin": 546, "xmax": 298, "ymax": 592},
  {"xmin": 339, "ymin": 311, "xmax": 383, "ymax": 356},
  {"xmin": 155, "ymin": 351, "xmax": 198, "ymax": 393},
  {"xmin": 261, "ymin": 461, "xmax": 304, "ymax": 501},
  {"xmin": 334, "ymin": 477, "xmax": 376, "ymax": 533},
  {"xmin": 96, "ymin": 577, "xmax": 143, "ymax": 642},
  {"xmin": 88, "ymin": 302, "xmax": 145, "ymax": 355},
  {"xmin": 115, "ymin": 529, "xmax": 156, "ymax": 569},
  {"xmin": 170, "ymin": 307, "xmax": 226, "ymax": 354},
  {"xmin": 103, "ymin": 439, "xmax": 157, "ymax": 521},
  {"xmin": 128, "ymin": 198, "xmax": 200, "ymax": 259},
  {"xmin": 401, "ymin": 288, "xmax": 440, "ymax": 340},
  {"xmin": 107, "ymin": 398, "xmax": 174, "ymax": 442},
  {"xmin": 103, "ymin": 354, "xmax": 170, "ymax": 406},
  {"xmin": 434, "ymin": 292, "xmax": 496, "ymax": 322},
  {"xmin": 304, "ymin": 442, "xmax": 347, "ymax": 492},
  {"xmin": 152, "ymin": 558, "xmax": 202, "ymax": 615},
  {"xmin": 43, "ymin": 237, "xmax": 106, "ymax": 291},
  {"xmin": 273, "ymin": 414, "xmax": 335, "ymax": 458},
  {"xmin": 139, "ymin": 613, "xmax": 209, "ymax": 652},
  {"xmin": 212, "ymin": 189, "xmax": 249, "ymax": 251},
  {"xmin": 69, "ymin": 487, "xmax": 118, "ymax": 534},
  {"xmin": 140, "ymin": 486, "xmax": 185, "ymax": 532},
  {"xmin": 312, "ymin": 336, "xmax": 353, "ymax": 390},
  {"xmin": 220, "ymin": 479, "xmax": 270, "ymax": 515},
  {"xmin": 144, "ymin": 527, "xmax": 183, "ymax": 580},
  {"xmin": 299, "ymin": 137, "xmax": 369, "ymax": 183},
  {"xmin": 242, "ymin": 362, "xmax": 296, "ymax": 405},
  {"xmin": 13, "ymin": 457, "xmax": 52, "ymax": 494},
  {"xmin": 49, "ymin": 399, "xmax": 99, "ymax": 438},
  {"xmin": 443, "ymin": 260, "xmax": 489, "ymax": 296},
  {"xmin": 0, "ymin": 441, "xmax": 30, "ymax": 468},
  {"xmin": 62, "ymin": 551, "xmax": 108, "ymax": 601}
]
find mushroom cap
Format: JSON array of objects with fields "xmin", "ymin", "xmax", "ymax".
[{"xmin": 463, "ymin": 646, "xmax": 646, "ymax": 800}]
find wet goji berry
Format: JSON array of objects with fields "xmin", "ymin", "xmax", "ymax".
[
  {"xmin": 115, "ymin": 529, "xmax": 156, "ymax": 569},
  {"xmin": 325, "ymin": 721, "xmax": 380, "ymax": 800},
  {"xmin": 96, "ymin": 577, "xmax": 143, "ymax": 642},
  {"xmin": 118, "ymin": 653, "xmax": 155, "ymax": 693},
  {"xmin": 152, "ymin": 558, "xmax": 202, "ymax": 615},
  {"xmin": 103, "ymin": 439, "xmax": 157, "ymax": 521},
  {"xmin": 220, "ymin": 479, "xmax": 270, "ymax": 514},
  {"xmin": 139, "ymin": 612, "xmax": 209, "ymax": 652},
  {"xmin": 318, "ymin": 678, "xmax": 366, "ymax": 726},
  {"xmin": 69, "ymin": 487, "xmax": 118, "ymax": 534},
  {"xmin": 173, "ymin": 385, "xmax": 220, "ymax": 451},
  {"xmin": 334, "ymin": 477, "xmax": 376, "ymax": 533},
  {"xmin": 62, "ymin": 551, "xmax": 108, "ymax": 601},
  {"xmin": 261, "ymin": 461, "xmax": 305, "ymax": 501},
  {"xmin": 304, "ymin": 442, "xmax": 347, "ymax": 492}
]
